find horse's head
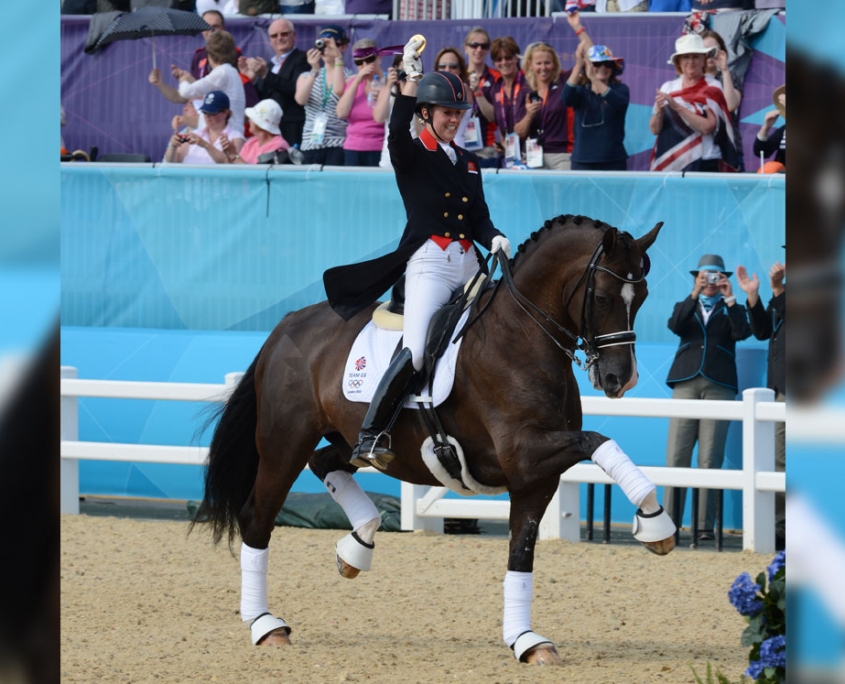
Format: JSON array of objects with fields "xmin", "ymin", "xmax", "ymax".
[{"xmin": 563, "ymin": 220, "xmax": 663, "ymax": 398}]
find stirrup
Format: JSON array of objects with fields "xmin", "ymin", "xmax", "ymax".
[{"xmin": 350, "ymin": 432, "xmax": 395, "ymax": 471}]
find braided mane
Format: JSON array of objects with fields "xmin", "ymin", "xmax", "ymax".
[{"xmin": 509, "ymin": 214, "xmax": 613, "ymax": 272}]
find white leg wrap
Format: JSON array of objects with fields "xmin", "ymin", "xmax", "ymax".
[
  {"xmin": 502, "ymin": 571, "xmax": 533, "ymax": 647},
  {"xmin": 240, "ymin": 543, "xmax": 269, "ymax": 622},
  {"xmin": 591, "ymin": 439, "xmax": 656, "ymax": 510},
  {"xmin": 336, "ymin": 531, "xmax": 375, "ymax": 572},
  {"xmin": 324, "ymin": 470, "xmax": 381, "ymax": 532},
  {"xmin": 249, "ymin": 614, "xmax": 290, "ymax": 645},
  {"xmin": 633, "ymin": 506, "xmax": 677, "ymax": 543}
]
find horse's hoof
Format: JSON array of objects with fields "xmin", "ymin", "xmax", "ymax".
[
  {"xmin": 257, "ymin": 628, "xmax": 292, "ymax": 646},
  {"xmin": 643, "ymin": 535, "xmax": 675, "ymax": 556},
  {"xmin": 336, "ymin": 555, "xmax": 361, "ymax": 579},
  {"xmin": 524, "ymin": 645, "xmax": 563, "ymax": 666}
]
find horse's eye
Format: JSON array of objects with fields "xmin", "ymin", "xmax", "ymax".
[{"xmin": 595, "ymin": 293, "xmax": 611, "ymax": 307}]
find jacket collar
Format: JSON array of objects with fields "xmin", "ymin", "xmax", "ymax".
[{"xmin": 419, "ymin": 127, "xmax": 439, "ymax": 151}]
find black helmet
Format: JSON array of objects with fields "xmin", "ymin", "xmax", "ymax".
[{"xmin": 415, "ymin": 71, "xmax": 472, "ymax": 111}]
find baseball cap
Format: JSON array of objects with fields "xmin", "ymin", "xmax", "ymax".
[{"xmin": 199, "ymin": 90, "xmax": 230, "ymax": 114}]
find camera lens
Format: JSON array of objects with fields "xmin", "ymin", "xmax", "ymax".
[{"xmin": 315, "ymin": 38, "xmax": 326, "ymax": 52}]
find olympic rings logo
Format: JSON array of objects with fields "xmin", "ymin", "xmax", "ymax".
[{"xmin": 348, "ymin": 379, "xmax": 364, "ymax": 388}]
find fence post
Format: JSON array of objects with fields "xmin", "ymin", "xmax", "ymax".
[
  {"xmin": 60, "ymin": 366, "xmax": 80, "ymax": 515},
  {"xmin": 742, "ymin": 387, "xmax": 775, "ymax": 553},
  {"xmin": 400, "ymin": 483, "xmax": 444, "ymax": 533},
  {"xmin": 539, "ymin": 480, "xmax": 580, "ymax": 542}
]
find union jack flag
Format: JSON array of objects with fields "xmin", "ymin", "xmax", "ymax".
[
  {"xmin": 565, "ymin": 0, "xmax": 596, "ymax": 12},
  {"xmin": 355, "ymin": 357, "xmax": 367, "ymax": 371}
]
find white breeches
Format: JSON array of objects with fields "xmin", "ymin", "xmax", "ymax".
[{"xmin": 404, "ymin": 239, "xmax": 478, "ymax": 371}]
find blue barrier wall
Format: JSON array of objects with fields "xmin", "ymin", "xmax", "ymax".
[{"xmin": 61, "ymin": 166, "xmax": 782, "ymax": 527}]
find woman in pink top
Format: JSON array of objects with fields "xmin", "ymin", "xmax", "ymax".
[
  {"xmin": 335, "ymin": 39, "xmax": 390, "ymax": 167},
  {"xmin": 224, "ymin": 99, "xmax": 289, "ymax": 164}
]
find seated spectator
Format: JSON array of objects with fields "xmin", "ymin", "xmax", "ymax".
[
  {"xmin": 463, "ymin": 27, "xmax": 500, "ymax": 166},
  {"xmin": 474, "ymin": 36, "xmax": 527, "ymax": 168},
  {"xmin": 648, "ymin": 33, "xmax": 739, "ymax": 172},
  {"xmin": 335, "ymin": 39, "xmax": 389, "ymax": 167},
  {"xmin": 517, "ymin": 42, "xmax": 572, "ymax": 169},
  {"xmin": 296, "ymin": 25, "xmax": 352, "ymax": 166},
  {"xmin": 433, "ymin": 47, "xmax": 475, "ymax": 148},
  {"xmin": 164, "ymin": 91, "xmax": 244, "ymax": 164},
  {"xmin": 754, "ymin": 84, "xmax": 785, "ymax": 169},
  {"xmin": 150, "ymin": 30, "xmax": 246, "ymax": 140},
  {"xmin": 225, "ymin": 100, "xmax": 288, "ymax": 164},
  {"xmin": 563, "ymin": 43, "xmax": 629, "ymax": 171},
  {"xmin": 701, "ymin": 29, "xmax": 744, "ymax": 170}
]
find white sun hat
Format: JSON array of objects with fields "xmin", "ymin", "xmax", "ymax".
[
  {"xmin": 667, "ymin": 33, "xmax": 716, "ymax": 65},
  {"xmin": 245, "ymin": 99, "xmax": 283, "ymax": 135}
]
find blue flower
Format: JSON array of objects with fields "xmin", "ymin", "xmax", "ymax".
[
  {"xmin": 759, "ymin": 635, "xmax": 786, "ymax": 668},
  {"xmin": 767, "ymin": 550, "xmax": 785, "ymax": 582},
  {"xmin": 728, "ymin": 572, "xmax": 764, "ymax": 616},
  {"xmin": 745, "ymin": 659, "xmax": 765, "ymax": 679}
]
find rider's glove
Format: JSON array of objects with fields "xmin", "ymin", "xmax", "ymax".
[
  {"xmin": 403, "ymin": 37, "xmax": 424, "ymax": 83},
  {"xmin": 490, "ymin": 235, "xmax": 511, "ymax": 259}
]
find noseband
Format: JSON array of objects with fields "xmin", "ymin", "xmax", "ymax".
[{"xmin": 497, "ymin": 237, "xmax": 645, "ymax": 370}]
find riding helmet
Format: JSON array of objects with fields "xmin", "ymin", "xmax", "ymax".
[{"xmin": 415, "ymin": 71, "xmax": 472, "ymax": 111}]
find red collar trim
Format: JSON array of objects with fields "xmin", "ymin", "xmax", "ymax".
[{"xmin": 419, "ymin": 127, "xmax": 438, "ymax": 151}]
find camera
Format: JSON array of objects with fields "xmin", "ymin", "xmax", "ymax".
[
  {"xmin": 315, "ymin": 38, "xmax": 326, "ymax": 53},
  {"xmin": 528, "ymin": 90, "xmax": 541, "ymax": 103},
  {"xmin": 396, "ymin": 69, "xmax": 407, "ymax": 81},
  {"xmin": 706, "ymin": 272, "xmax": 721, "ymax": 284},
  {"xmin": 177, "ymin": 134, "xmax": 190, "ymax": 143}
]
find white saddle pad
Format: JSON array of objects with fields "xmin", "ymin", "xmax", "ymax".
[{"xmin": 342, "ymin": 308, "xmax": 470, "ymax": 408}]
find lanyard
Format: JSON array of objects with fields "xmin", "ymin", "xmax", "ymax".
[
  {"xmin": 497, "ymin": 78, "xmax": 522, "ymax": 137},
  {"xmin": 320, "ymin": 68, "xmax": 334, "ymax": 110}
]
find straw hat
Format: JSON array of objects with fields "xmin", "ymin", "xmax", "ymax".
[{"xmin": 772, "ymin": 84, "xmax": 785, "ymax": 120}]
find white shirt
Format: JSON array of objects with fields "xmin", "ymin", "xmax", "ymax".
[
  {"xmin": 178, "ymin": 63, "xmax": 246, "ymax": 139},
  {"xmin": 195, "ymin": 0, "xmax": 240, "ymax": 15},
  {"xmin": 271, "ymin": 51, "xmax": 294, "ymax": 75},
  {"xmin": 178, "ymin": 124, "xmax": 244, "ymax": 165}
]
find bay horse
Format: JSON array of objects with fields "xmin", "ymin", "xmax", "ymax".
[{"xmin": 192, "ymin": 214, "xmax": 676, "ymax": 665}]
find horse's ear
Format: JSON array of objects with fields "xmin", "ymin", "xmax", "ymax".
[
  {"xmin": 637, "ymin": 222, "xmax": 664, "ymax": 252},
  {"xmin": 602, "ymin": 227, "xmax": 618, "ymax": 254}
]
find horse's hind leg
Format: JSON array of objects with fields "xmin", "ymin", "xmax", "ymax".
[{"xmin": 310, "ymin": 438, "xmax": 382, "ymax": 579}]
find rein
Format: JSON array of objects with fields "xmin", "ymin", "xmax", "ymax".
[{"xmin": 496, "ymin": 236, "xmax": 645, "ymax": 371}]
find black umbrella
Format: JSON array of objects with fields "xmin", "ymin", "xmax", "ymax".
[{"xmin": 92, "ymin": 7, "xmax": 211, "ymax": 68}]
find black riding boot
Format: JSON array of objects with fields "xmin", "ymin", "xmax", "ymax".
[{"xmin": 350, "ymin": 347, "xmax": 417, "ymax": 471}]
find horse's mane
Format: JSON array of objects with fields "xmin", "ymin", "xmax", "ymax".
[{"xmin": 510, "ymin": 214, "xmax": 633, "ymax": 272}]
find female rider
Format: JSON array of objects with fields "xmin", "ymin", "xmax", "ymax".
[{"xmin": 323, "ymin": 38, "xmax": 510, "ymax": 470}]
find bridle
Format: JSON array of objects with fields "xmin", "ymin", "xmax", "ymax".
[{"xmin": 495, "ymin": 236, "xmax": 647, "ymax": 371}]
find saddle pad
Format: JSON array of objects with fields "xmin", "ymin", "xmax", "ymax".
[{"xmin": 342, "ymin": 308, "xmax": 471, "ymax": 408}]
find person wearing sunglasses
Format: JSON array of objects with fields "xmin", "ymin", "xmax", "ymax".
[
  {"xmin": 516, "ymin": 42, "xmax": 573, "ymax": 170},
  {"xmin": 335, "ymin": 39, "xmax": 390, "ymax": 167},
  {"xmin": 324, "ymin": 38, "xmax": 510, "ymax": 470},
  {"xmin": 563, "ymin": 42, "xmax": 629, "ymax": 171},
  {"xmin": 431, "ymin": 47, "xmax": 475, "ymax": 148},
  {"xmin": 241, "ymin": 19, "xmax": 310, "ymax": 148},
  {"xmin": 462, "ymin": 27, "xmax": 500, "ymax": 166},
  {"xmin": 474, "ymin": 36, "xmax": 528, "ymax": 168}
]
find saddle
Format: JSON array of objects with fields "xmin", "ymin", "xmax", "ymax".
[{"xmin": 371, "ymin": 270, "xmax": 490, "ymax": 485}]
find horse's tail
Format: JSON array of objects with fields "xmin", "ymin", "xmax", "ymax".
[{"xmin": 190, "ymin": 351, "xmax": 261, "ymax": 550}]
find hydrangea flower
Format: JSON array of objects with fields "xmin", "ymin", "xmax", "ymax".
[
  {"xmin": 767, "ymin": 550, "xmax": 785, "ymax": 582},
  {"xmin": 759, "ymin": 635, "xmax": 786, "ymax": 668},
  {"xmin": 728, "ymin": 572, "xmax": 763, "ymax": 616},
  {"xmin": 745, "ymin": 659, "xmax": 766, "ymax": 679}
]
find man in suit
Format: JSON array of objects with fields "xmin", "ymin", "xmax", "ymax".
[
  {"xmin": 243, "ymin": 19, "xmax": 310, "ymax": 147},
  {"xmin": 663, "ymin": 254, "xmax": 752, "ymax": 540},
  {"xmin": 737, "ymin": 258, "xmax": 785, "ymax": 549}
]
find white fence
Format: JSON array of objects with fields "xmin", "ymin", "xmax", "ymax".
[{"xmin": 60, "ymin": 366, "xmax": 786, "ymax": 553}]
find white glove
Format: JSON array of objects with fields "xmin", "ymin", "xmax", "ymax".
[
  {"xmin": 491, "ymin": 235, "xmax": 511, "ymax": 258},
  {"xmin": 403, "ymin": 37, "xmax": 424, "ymax": 82}
]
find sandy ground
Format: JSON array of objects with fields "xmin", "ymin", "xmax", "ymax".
[{"xmin": 61, "ymin": 515, "xmax": 758, "ymax": 684}]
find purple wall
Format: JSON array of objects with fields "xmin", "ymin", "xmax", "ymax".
[{"xmin": 61, "ymin": 13, "xmax": 784, "ymax": 169}]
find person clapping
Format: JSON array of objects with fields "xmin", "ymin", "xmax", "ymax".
[{"xmin": 164, "ymin": 91, "xmax": 243, "ymax": 164}]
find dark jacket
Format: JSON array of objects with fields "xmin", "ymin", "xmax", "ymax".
[
  {"xmin": 256, "ymin": 48, "xmax": 310, "ymax": 144},
  {"xmin": 666, "ymin": 296, "xmax": 752, "ymax": 391},
  {"xmin": 752, "ymin": 125, "xmax": 785, "ymax": 167},
  {"xmin": 747, "ymin": 292, "xmax": 785, "ymax": 394},
  {"xmin": 323, "ymin": 93, "xmax": 503, "ymax": 321}
]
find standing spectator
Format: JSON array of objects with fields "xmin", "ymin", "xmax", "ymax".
[
  {"xmin": 701, "ymin": 29, "xmax": 744, "ymax": 171},
  {"xmin": 335, "ymin": 39, "xmax": 389, "ymax": 167},
  {"xmin": 225, "ymin": 99, "xmax": 289, "ymax": 164},
  {"xmin": 242, "ymin": 19, "xmax": 311, "ymax": 148},
  {"xmin": 433, "ymin": 47, "xmax": 475, "ymax": 148},
  {"xmin": 649, "ymin": 33, "xmax": 739, "ymax": 172},
  {"xmin": 754, "ymin": 84, "xmax": 785, "ymax": 169},
  {"xmin": 563, "ymin": 43, "xmax": 629, "ymax": 170},
  {"xmin": 296, "ymin": 25, "xmax": 352, "ymax": 166},
  {"xmin": 663, "ymin": 254, "xmax": 752, "ymax": 540},
  {"xmin": 378, "ymin": 56, "xmax": 412, "ymax": 170},
  {"xmin": 736, "ymin": 258, "xmax": 785, "ymax": 550},
  {"xmin": 475, "ymin": 36, "xmax": 527, "ymax": 167},
  {"xmin": 164, "ymin": 91, "xmax": 244, "ymax": 164},
  {"xmin": 463, "ymin": 27, "xmax": 500, "ymax": 167},
  {"xmin": 517, "ymin": 41, "xmax": 572, "ymax": 169}
]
